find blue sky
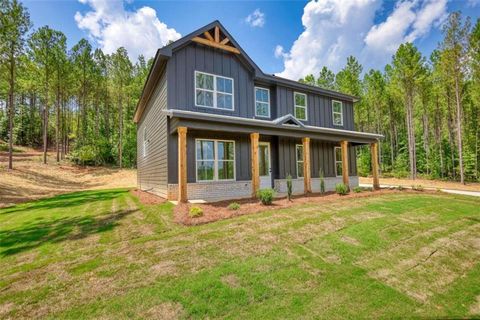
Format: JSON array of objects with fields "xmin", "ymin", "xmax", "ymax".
[{"xmin": 24, "ymin": 0, "xmax": 479, "ymax": 80}]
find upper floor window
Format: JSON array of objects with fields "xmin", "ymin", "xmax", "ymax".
[
  {"xmin": 195, "ymin": 71, "xmax": 234, "ymax": 110},
  {"xmin": 294, "ymin": 92, "xmax": 307, "ymax": 121},
  {"xmin": 296, "ymin": 144, "xmax": 304, "ymax": 178},
  {"xmin": 332, "ymin": 100, "xmax": 343, "ymax": 126},
  {"xmin": 143, "ymin": 127, "xmax": 148, "ymax": 157},
  {"xmin": 255, "ymin": 87, "xmax": 270, "ymax": 118},
  {"xmin": 196, "ymin": 139, "xmax": 235, "ymax": 182}
]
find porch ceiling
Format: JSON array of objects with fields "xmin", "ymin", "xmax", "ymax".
[{"xmin": 164, "ymin": 109, "xmax": 383, "ymax": 145}]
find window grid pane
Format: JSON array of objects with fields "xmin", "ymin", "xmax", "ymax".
[
  {"xmin": 295, "ymin": 106, "xmax": 306, "ymax": 120},
  {"xmin": 196, "ymin": 140, "xmax": 235, "ymax": 182}
]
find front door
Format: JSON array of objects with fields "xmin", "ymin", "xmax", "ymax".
[{"xmin": 258, "ymin": 142, "xmax": 272, "ymax": 189}]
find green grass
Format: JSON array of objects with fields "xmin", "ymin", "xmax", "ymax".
[{"xmin": 0, "ymin": 189, "xmax": 479, "ymax": 319}]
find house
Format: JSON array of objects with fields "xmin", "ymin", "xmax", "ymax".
[{"xmin": 133, "ymin": 21, "xmax": 382, "ymax": 202}]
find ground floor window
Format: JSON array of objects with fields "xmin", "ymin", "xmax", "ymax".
[
  {"xmin": 196, "ymin": 139, "xmax": 235, "ymax": 182},
  {"xmin": 335, "ymin": 146, "xmax": 343, "ymax": 177},
  {"xmin": 296, "ymin": 144, "xmax": 304, "ymax": 178}
]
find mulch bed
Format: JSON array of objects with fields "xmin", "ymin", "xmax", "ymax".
[
  {"xmin": 174, "ymin": 189, "xmax": 426, "ymax": 226},
  {"xmin": 130, "ymin": 189, "xmax": 166, "ymax": 205}
]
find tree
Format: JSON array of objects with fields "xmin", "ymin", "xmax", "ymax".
[
  {"xmin": 440, "ymin": 12, "xmax": 471, "ymax": 184},
  {"xmin": 28, "ymin": 26, "xmax": 64, "ymax": 164},
  {"xmin": 335, "ymin": 56, "xmax": 363, "ymax": 96},
  {"xmin": 52, "ymin": 31, "xmax": 67, "ymax": 162},
  {"xmin": 109, "ymin": 47, "xmax": 132, "ymax": 168},
  {"xmin": 0, "ymin": 0, "xmax": 31, "ymax": 169},
  {"xmin": 317, "ymin": 66, "xmax": 336, "ymax": 90},
  {"xmin": 391, "ymin": 43, "xmax": 426, "ymax": 180}
]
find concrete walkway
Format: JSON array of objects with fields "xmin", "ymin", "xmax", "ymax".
[{"xmin": 359, "ymin": 183, "xmax": 480, "ymax": 197}]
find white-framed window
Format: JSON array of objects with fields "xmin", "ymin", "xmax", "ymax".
[
  {"xmin": 143, "ymin": 127, "xmax": 148, "ymax": 157},
  {"xmin": 195, "ymin": 71, "xmax": 234, "ymax": 110},
  {"xmin": 255, "ymin": 87, "xmax": 270, "ymax": 118},
  {"xmin": 335, "ymin": 146, "xmax": 343, "ymax": 177},
  {"xmin": 296, "ymin": 144, "xmax": 304, "ymax": 178},
  {"xmin": 332, "ymin": 100, "xmax": 344, "ymax": 126},
  {"xmin": 196, "ymin": 139, "xmax": 235, "ymax": 182},
  {"xmin": 294, "ymin": 92, "xmax": 307, "ymax": 121}
]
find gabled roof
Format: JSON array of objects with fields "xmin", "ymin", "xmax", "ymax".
[
  {"xmin": 134, "ymin": 20, "xmax": 360, "ymax": 123},
  {"xmin": 273, "ymin": 114, "xmax": 306, "ymax": 128}
]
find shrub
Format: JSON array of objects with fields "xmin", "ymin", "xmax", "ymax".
[
  {"xmin": 319, "ymin": 169, "xmax": 325, "ymax": 194},
  {"xmin": 353, "ymin": 186, "xmax": 362, "ymax": 193},
  {"xmin": 335, "ymin": 183, "xmax": 349, "ymax": 195},
  {"xmin": 257, "ymin": 188, "xmax": 275, "ymax": 205},
  {"xmin": 397, "ymin": 185, "xmax": 404, "ymax": 191},
  {"xmin": 415, "ymin": 184, "xmax": 424, "ymax": 191},
  {"xmin": 228, "ymin": 202, "xmax": 240, "ymax": 210},
  {"xmin": 286, "ymin": 174, "xmax": 293, "ymax": 201},
  {"xmin": 71, "ymin": 145, "xmax": 96, "ymax": 166},
  {"xmin": 189, "ymin": 206, "xmax": 203, "ymax": 218}
]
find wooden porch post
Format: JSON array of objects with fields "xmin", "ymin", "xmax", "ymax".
[
  {"xmin": 302, "ymin": 137, "xmax": 311, "ymax": 193},
  {"xmin": 178, "ymin": 127, "xmax": 188, "ymax": 203},
  {"xmin": 340, "ymin": 140, "xmax": 349, "ymax": 187},
  {"xmin": 371, "ymin": 141, "xmax": 380, "ymax": 190},
  {"xmin": 250, "ymin": 133, "xmax": 260, "ymax": 197}
]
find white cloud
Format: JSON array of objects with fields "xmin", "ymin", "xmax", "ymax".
[
  {"xmin": 245, "ymin": 9, "xmax": 265, "ymax": 28},
  {"xmin": 275, "ymin": 0, "xmax": 448, "ymax": 80},
  {"xmin": 75, "ymin": 0, "xmax": 181, "ymax": 60}
]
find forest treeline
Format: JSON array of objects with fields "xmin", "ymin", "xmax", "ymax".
[
  {"xmin": 1, "ymin": 0, "xmax": 479, "ymax": 183},
  {"xmin": 300, "ymin": 12, "xmax": 480, "ymax": 183},
  {"xmin": 0, "ymin": 0, "xmax": 150, "ymax": 169}
]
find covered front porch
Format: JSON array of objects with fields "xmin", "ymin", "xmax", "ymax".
[{"xmin": 166, "ymin": 109, "xmax": 382, "ymax": 202}]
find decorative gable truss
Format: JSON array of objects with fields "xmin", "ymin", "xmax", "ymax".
[{"xmin": 192, "ymin": 26, "xmax": 240, "ymax": 54}]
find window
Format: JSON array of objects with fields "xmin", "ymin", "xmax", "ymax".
[
  {"xmin": 196, "ymin": 139, "xmax": 235, "ymax": 182},
  {"xmin": 195, "ymin": 71, "xmax": 233, "ymax": 110},
  {"xmin": 255, "ymin": 87, "xmax": 270, "ymax": 117},
  {"xmin": 335, "ymin": 147, "xmax": 343, "ymax": 177},
  {"xmin": 294, "ymin": 92, "xmax": 307, "ymax": 121},
  {"xmin": 143, "ymin": 127, "xmax": 148, "ymax": 157},
  {"xmin": 296, "ymin": 144, "xmax": 304, "ymax": 178},
  {"xmin": 332, "ymin": 100, "xmax": 343, "ymax": 126}
]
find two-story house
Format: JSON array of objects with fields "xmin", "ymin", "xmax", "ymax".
[{"xmin": 133, "ymin": 21, "xmax": 382, "ymax": 202}]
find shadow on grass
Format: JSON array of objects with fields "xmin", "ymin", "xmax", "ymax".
[
  {"xmin": 0, "ymin": 208, "xmax": 136, "ymax": 256},
  {"xmin": 1, "ymin": 189, "xmax": 130, "ymax": 214}
]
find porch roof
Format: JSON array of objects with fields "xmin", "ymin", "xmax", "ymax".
[{"xmin": 164, "ymin": 109, "xmax": 383, "ymax": 145}]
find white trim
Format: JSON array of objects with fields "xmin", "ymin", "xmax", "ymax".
[
  {"xmin": 334, "ymin": 146, "xmax": 342, "ymax": 177},
  {"xmin": 332, "ymin": 100, "xmax": 344, "ymax": 126},
  {"xmin": 294, "ymin": 92, "xmax": 308, "ymax": 121},
  {"xmin": 296, "ymin": 144, "xmax": 304, "ymax": 178},
  {"xmin": 195, "ymin": 138, "xmax": 236, "ymax": 183},
  {"xmin": 163, "ymin": 109, "xmax": 384, "ymax": 140},
  {"xmin": 194, "ymin": 70, "xmax": 234, "ymax": 111},
  {"xmin": 258, "ymin": 141, "xmax": 272, "ymax": 189},
  {"xmin": 254, "ymin": 87, "xmax": 270, "ymax": 118}
]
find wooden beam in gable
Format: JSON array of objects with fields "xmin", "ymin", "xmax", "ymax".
[{"xmin": 192, "ymin": 36, "xmax": 240, "ymax": 54}]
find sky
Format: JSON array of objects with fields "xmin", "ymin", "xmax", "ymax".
[{"xmin": 23, "ymin": 0, "xmax": 480, "ymax": 80}]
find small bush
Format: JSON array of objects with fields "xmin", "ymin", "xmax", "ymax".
[
  {"xmin": 257, "ymin": 188, "xmax": 275, "ymax": 205},
  {"xmin": 335, "ymin": 183, "xmax": 349, "ymax": 196},
  {"xmin": 353, "ymin": 186, "xmax": 362, "ymax": 193},
  {"xmin": 397, "ymin": 185, "xmax": 404, "ymax": 191},
  {"xmin": 228, "ymin": 202, "xmax": 240, "ymax": 210},
  {"xmin": 189, "ymin": 206, "xmax": 203, "ymax": 218},
  {"xmin": 319, "ymin": 169, "xmax": 325, "ymax": 194},
  {"xmin": 286, "ymin": 174, "xmax": 293, "ymax": 201},
  {"xmin": 415, "ymin": 184, "xmax": 424, "ymax": 191}
]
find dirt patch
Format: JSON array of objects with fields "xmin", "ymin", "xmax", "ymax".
[
  {"xmin": 221, "ymin": 274, "xmax": 241, "ymax": 288},
  {"xmin": 360, "ymin": 177, "xmax": 480, "ymax": 192},
  {"xmin": 0, "ymin": 148, "xmax": 136, "ymax": 208},
  {"xmin": 174, "ymin": 189, "xmax": 413, "ymax": 226},
  {"xmin": 470, "ymin": 296, "xmax": 480, "ymax": 316},
  {"xmin": 0, "ymin": 302, "xmax": 15, "ymax": 318},
  {"xmin": 341, "ymin": 236, "xmax": 361, "ymax": 246},
  {"xmin": 130, "ymin": 189, "xmax": 166, "ymax": 205},
  {"xmin": 144, "ymin": 302, "xmax": 185, "ymax": 320}
]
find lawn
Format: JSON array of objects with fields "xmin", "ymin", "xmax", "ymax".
[{"xmin": 0, "ymin": 189, "xmax": 479, "ymax": 319}]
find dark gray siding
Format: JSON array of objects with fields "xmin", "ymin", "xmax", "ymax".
[
  {"xmin": 167, "ymin": 44, "xmax": 256, "ymax": 118},
  {"xmin": 137, "ymin": 71, "xmax": 168, "ymax": 197},
  {"xmin": 168, "ymin": 130, "xmax": 252, "ymax": 184},
  {"xmin": 278, "ymin": 138, "xmax": 357, "ymax": 179},
  {"xmin": 276, "ymin": 86, "xmax": 354, "ymax": 130},
  {"xmin": 166, "ymin": 42, "xmax": 355, "ymax": 130}
]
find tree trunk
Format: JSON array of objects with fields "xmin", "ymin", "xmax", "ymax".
[
  {"xmin": 119, "ymin": 92, "xmax": 123, "ymax": 169},
  {"xmin": 56, "ymin": 82, "xmax": 60, "ymax": 162},
  {"xmin": 406, "ymin": 89, "xmax": 416, "ymax": 180},
  {"xmin": 7, "ymin": 53, "xmax": 15, "ymax": 170},
  {"xmin": 454, "ymin": 76, "xmax": 465, "ymax": 184},
  {"xmin": 446, "ymin": 89, "xmax": 456, "ymax": 179}
]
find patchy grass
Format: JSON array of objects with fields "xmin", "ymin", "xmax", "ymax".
[{"xmin": 0, "ymin": 190, "xmax": 479, "ymax": 319}]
